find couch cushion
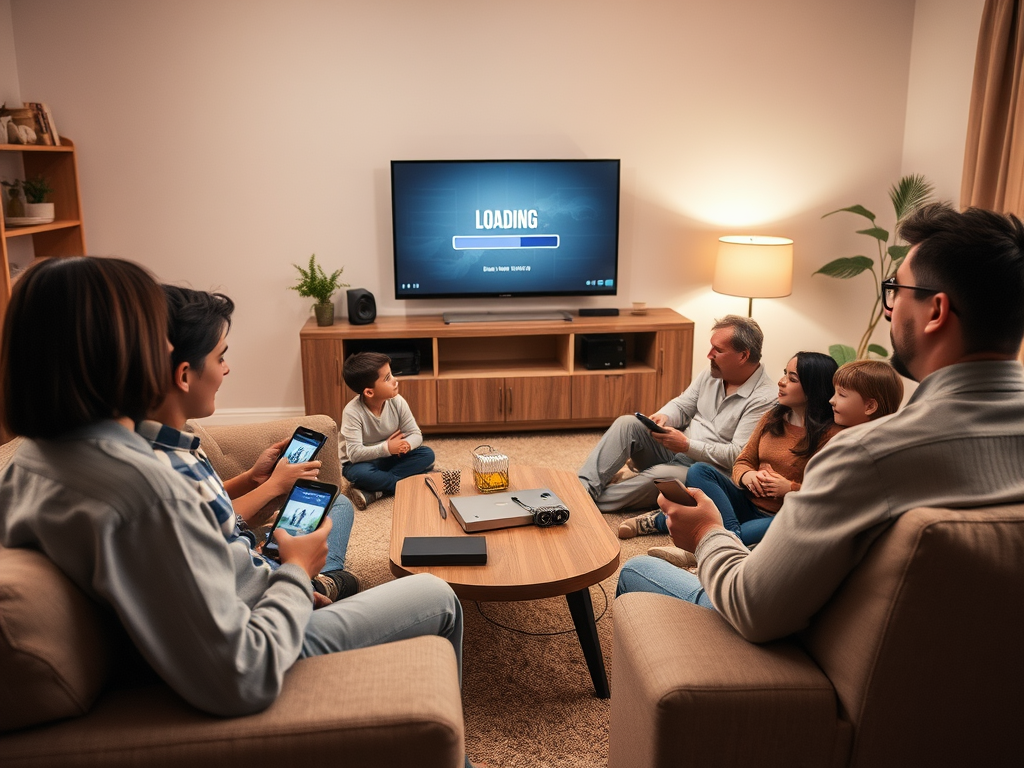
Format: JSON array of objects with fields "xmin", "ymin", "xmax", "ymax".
[{"xmin": 0, "ymin": 546, "xmax": 111, "ymax": 732}]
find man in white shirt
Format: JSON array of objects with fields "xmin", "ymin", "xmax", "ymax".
[{"xmin": 578, "ymin": 315, "xmax": 777, "ymax": 513}]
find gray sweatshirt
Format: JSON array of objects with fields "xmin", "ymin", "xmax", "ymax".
[
  {"xmin": 339, "ymin": 394, "xmax": 423, "ymax": 465},
  {"xmin": 0, "ymin": 421, "xmax": 314, "ymax": 716}
]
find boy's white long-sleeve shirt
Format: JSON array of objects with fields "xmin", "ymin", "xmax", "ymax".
[{"xmin": 339, "ymin": 394, "xmax": 423, "ymax": 465}]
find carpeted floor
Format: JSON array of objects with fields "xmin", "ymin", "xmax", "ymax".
[{"xmin": 341, "ymin": 429, "xmax": 677, "ymax": 768}]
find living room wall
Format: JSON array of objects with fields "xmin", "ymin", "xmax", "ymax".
[{"xmin": 0, "ymin": 0, "xmax": 983, "ymax": 420}]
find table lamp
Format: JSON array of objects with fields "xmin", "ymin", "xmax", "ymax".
[{"xmin": 713, "ymin": 235, "xmax": 794, "ymax": 316}]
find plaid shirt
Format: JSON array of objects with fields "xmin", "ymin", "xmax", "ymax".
[{"xmin": 136, "ymin": 420, "xmax": 239, "ymax": 539}]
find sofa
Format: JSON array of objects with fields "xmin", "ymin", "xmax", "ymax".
[
  {"xmin": 0, "ymin": 416, "xmax": 466, "ymax": 768},
  {"xmin": 609, "ymin": 503, "xmax": 1024, "ymax": 768}
]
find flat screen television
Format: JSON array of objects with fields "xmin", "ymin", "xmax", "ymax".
[{"xmin": 391, "ymin": 159, "xmax": 620, "ymax": 299}]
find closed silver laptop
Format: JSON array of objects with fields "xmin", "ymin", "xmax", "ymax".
[{"xmin": 449, "ymin": 488, "xmax": 564, "ymax": 533}]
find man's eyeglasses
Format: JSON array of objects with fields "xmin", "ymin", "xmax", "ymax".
[{"xmin": 880, "ymin": 277, "xmax": 950, "ymax": 313}]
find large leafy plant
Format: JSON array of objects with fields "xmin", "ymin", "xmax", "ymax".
[
  {"xmin": 290, "ymin": 253, "xmax": 348, "ymax": 306},
  {"xmin": 816, "ymin": 174, "xmax": 934, "ymax": 364}
]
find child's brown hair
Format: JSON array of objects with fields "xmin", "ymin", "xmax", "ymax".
[
  {"xmin": 833, "ymin": 360, "xmax": 904, "ymax": 419},
  {"xmin": 343, "ymin": 351, "xmax": 391, "ymax": 395}
]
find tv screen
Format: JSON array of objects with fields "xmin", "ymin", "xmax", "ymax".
[{"xmin": 391, "ymin": 159, "xmax": 620, "ymax": 299}]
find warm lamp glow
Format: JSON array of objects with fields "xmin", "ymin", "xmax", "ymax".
[{"xmin": 713, "ymin": 235, "xmax": 794, "ymax": 316}]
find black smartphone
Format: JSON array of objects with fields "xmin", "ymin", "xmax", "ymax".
[
  {"xmin": 263, "ymin": 479, "xmax": 338, "ymax": 559},
  {"xmin": 654, "ymin": 479, "xmax": 698, "ymax": 507},
  {"xmin": 282, "ymin": 426, "xmax": 328, "ymax": 465},
  {"xmin": 635, "ymin": 412, "xmax": 669, "ymax": 434}
]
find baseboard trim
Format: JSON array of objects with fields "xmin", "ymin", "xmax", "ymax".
[{"xmin": 195, "ymin": 407, "xmax": 308, "ymax": 426}]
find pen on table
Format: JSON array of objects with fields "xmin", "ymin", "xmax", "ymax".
[{"xmin": 425, "ymin": 476, "xmax": 447, "ymax": 519}]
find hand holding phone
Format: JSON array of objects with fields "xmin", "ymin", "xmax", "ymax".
[
  {"xmin": 282, "ymin": 426, "xmax": 328, "ymax": 464},
  {"xmin": 263, "ymin": 479, "xmax": 338, "ymax": 561},
  {"xmin": 654, "ymin": 479, "xmax": 698, "ymax": 507},
  {"xmin": 635, "ymin": 412, "xmax": 669, "ymax": 434}
]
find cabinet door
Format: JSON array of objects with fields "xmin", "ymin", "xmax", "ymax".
[
  {"xmin": 657, "ymin": 329, "xmax": 693, "ymax": 406},
  {"xmin": 396, "ymin": 378, "xmax": 438, "ymax": 427},
  {"xmin": 505, "ymin": 376, "xmax": 571, "ymax": 422},
  {"xmin": 437, "ymin": 378, "xmax": 505, "ymax": 424},
  {"xmin": 572, "ymin": 372, "xmax": 658, "ymax": 419},
  {"xmin": 301, "ymin": 338, "xmax": 346, "ymax": 426}
]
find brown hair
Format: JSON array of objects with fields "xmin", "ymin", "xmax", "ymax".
[
  {"xmin": 833, "ymin": 360, "xmax": 904, "ymax": 419},
  {"xmin": 1, "ymin": 257, "xmax": 170, "ymax": 438},
  {"xmin": 343, "ymin": 351, "xmax": 391, "ymax": 395}
]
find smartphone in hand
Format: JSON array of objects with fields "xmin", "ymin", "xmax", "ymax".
[
  {"xmin": 263, "ymin": 479, "xmax": 338, "ymax": 560},
  {"xmin": 282, "ymin": 426, "xmax": 328, "ymax": 464},
  {"xmin": 654, "ymin": 478, "xmax": 698, "ymax": 507},
  {"xmin": 635, "ymin": 412, "xmax": 669, "ymax": 434}
]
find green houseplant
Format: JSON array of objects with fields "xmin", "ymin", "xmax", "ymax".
[
  {"xmin": 815, "ymin": 174, "xmax": 934, "ymax": 364},
  {"xmin": 21, "ymin": 175, "xmax": 54, "ymax": 222},
  {"xmin": 291, "ymin": 253, "xmax": 348, "ymax": 326}
]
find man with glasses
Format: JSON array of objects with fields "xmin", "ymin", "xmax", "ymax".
[{"xmin": 620, "ymin": 203, "xmax": 1024, "ymax": 636}]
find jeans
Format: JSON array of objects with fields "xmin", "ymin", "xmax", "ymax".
[
  {"xmin": 682, "ymin": 462, "xmax": 775, "ymax": 546},
  {"xmin": 615, "ymin": 555, "xmax": 715, "ymax": 608},
  {"xmin": 342, "ymin": 445, "xmax": 435, "ymax": 495},
  {"xmin": 302, "ymin": 572, "xmax": 464, "ymax": 683},
  {"xmin": 578, "ymin": 414, "xmax": 693, "ymax": 512}
]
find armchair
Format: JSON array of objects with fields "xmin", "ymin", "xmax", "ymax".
[{"xmin": 609, "ymin": 504, "xmax": 1024, "ymax": 767}]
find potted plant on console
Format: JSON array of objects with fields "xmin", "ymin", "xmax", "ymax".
[{"xmin": 291, "ymin": 253, "xmax": 348, "ymax": 327}]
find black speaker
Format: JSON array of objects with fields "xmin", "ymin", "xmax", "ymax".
[{"xmin": 346, "ymin": 289, "xmax": 376, "ymax": 325}]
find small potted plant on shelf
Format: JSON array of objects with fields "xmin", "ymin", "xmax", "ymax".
[
  {"xmin": 21, "ymin": 175, "xmax": 54, "ymax": 223},
  {"xmin": 291, "ymin": 253, "xmax": 348, "ymax": 326}
]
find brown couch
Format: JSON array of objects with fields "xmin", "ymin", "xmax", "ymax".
[
  {"xmin": 0, "ymin": 416, "xmax": 465, "ymax": 768},
  {"xmin": 609, "ymin": 504, "xmax": 1024, "ymax": 768}
]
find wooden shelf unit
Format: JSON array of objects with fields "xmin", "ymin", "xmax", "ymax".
[
  {"xmin": 300, "ymin": 308, "xmax": 694, "ymax": 433},
  {"xmin": 0, "ymin": 139, "xmax": 87, "ymax": 320}
]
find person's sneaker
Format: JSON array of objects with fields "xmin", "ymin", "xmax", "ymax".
[
  {"xmin": 617, "ymin": 511, "xmax": 662, "ymax": 539},
  {"xmin": 345, "ymin": 485, "xmax": 382, "ymax": 511},
  {"xmin": 647, "ymin": 545, "xmax": 697, "ymax": 569},
  {"xmin": 312, "ymin": 569, "xmax": 360, "ymax": 601}
]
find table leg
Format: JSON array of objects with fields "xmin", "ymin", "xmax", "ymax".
[{"xmin": 565, "ymin": 587, "xmax": 610, "ymax": 698}]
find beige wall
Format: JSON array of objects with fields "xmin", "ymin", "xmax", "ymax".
[{"xmin": 2, "ymin": 0, "xmax": 981, "ymax": 419}]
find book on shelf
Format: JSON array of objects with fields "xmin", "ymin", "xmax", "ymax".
[{"xmin": 24, "ymin": 102, "xmax": 59, "ymax": 146}]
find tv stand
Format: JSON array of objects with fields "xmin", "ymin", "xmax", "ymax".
[
  {"xmin": 443, "ymin": 310, "xmax": 572, "ymax": 324},
  {"xmin": 300, "ymin": 308, "xmax": 693, "ymax": 434}
]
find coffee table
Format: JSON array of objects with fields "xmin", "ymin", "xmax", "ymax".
[{"xmin": 389, "ymin": 466, "xmax": 621, "ymax": 698}]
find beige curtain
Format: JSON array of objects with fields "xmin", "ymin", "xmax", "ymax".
[{"xmin": 962, "ymin": 0, "xmax": 1024, "ymax": 214}]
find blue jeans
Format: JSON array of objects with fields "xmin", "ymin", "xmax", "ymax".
[
  {"xmin": 342, "ymin": 445, "xmax": 435, "ymax": 495},
  {"xmin": 668, "ymin": 462, "xmax": 774, "ymax": 546},
  {"xmin": 616, "ymin": 555, "xmax": 715, "ymax": 608},
  {"xmin": 302, "ymin": 572, "xmax": 464, "ymax": 683}
]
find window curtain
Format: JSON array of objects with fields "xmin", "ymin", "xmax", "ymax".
[{"xmin": 961, "ymin": 0, "xmax": 1024, "ymax": 215}]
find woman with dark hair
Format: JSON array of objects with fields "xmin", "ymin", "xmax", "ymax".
[
  {"xmin": 0, "ymin": 257, "xmax": 466, "ymax": 725},
  {"xmin": 619, "ymin": 351, "xmax": 841, "ymax": 547}
]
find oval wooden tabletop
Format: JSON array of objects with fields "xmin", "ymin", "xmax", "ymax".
[{"xmin": 389, "ymin": 466, "xmax": 621, "ymax": 601}]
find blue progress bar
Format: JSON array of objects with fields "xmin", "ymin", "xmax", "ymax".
[{"xmin": 452, "ymin": 234, "xmax": 560, "ymax": 250}]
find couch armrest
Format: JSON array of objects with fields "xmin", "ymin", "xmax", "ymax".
[
  {"xmin": 609, "ymin": 592, "xmax": 845, "ymax": 768},
  {"xmin": 1, "ymin": 636, "xmax": 464, "ymax": 768}
]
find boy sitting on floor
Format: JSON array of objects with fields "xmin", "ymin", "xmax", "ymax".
[
  {"xmin": 138, "ymin": 285, "xmax": 359, "ymax": 602},
  {"xmin": 340, "ymin": 351, "xmax": 435, "ymax": 509}
]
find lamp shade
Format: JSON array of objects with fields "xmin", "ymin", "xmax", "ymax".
[{"xmin": 713, "ymin": 236, "xmax": 794, "ymax": 299}]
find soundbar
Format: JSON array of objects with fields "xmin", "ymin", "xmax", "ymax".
[
  {"xmin": 443, "ymin": 311, "xmax": 573, "ymax": 324},
  {"xmin": 579, "ymin": 308, "xmax": 620, "ymax": 317}
]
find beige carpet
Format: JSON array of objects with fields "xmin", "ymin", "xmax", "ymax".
[{"xmin": 341, "ymin": 429, "xmax": 675, "ymax": 768}]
